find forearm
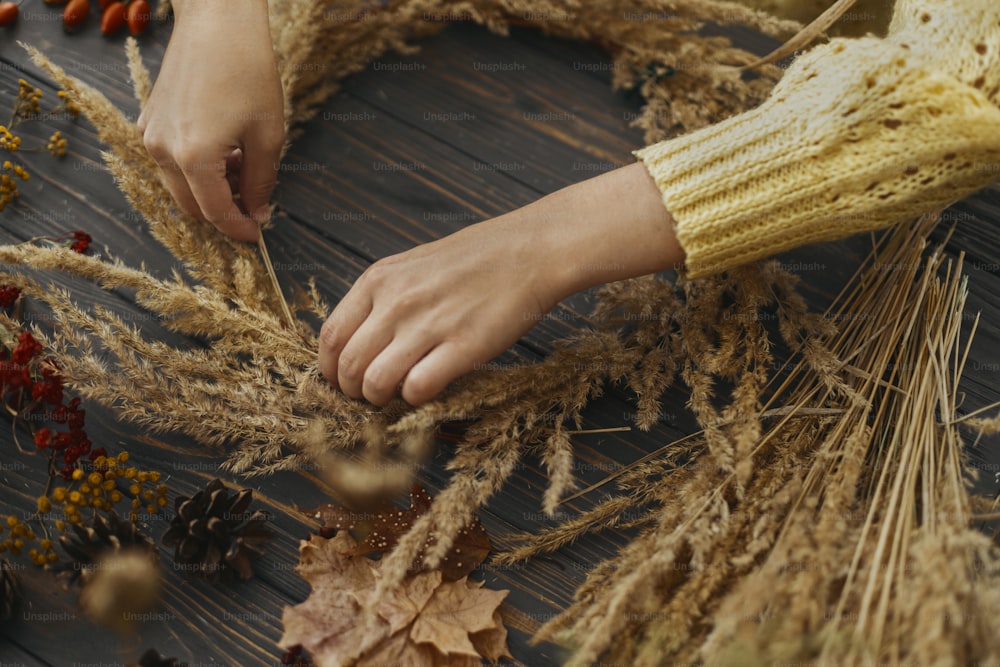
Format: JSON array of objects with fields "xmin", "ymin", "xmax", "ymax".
[
  {"xmin": 171, "ymin": 0, "xmax": 268, "ymax": 23},
  {"xmin": 506, "ymin": 162, "xmax": 684, "ymax": 302}
]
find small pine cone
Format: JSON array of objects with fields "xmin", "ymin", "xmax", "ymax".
[
  {"xmin": 51, "ymin": 510, "xmax": 155, "ymax": 586},
  {"xmin": 0, "ymin": 559, "xmax": 20, "ymax": 621},
  {"xmin": 162, "ymin": 478, "xmax": 271, "ymax": 581},
  {"xmin": 129, "ymin": 649, "xmax": 187, "ymax": 667}
]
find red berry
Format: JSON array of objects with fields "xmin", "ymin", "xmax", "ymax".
[
  {"xmin": 101, "ymin": 2, "xmax": 125, "ymax": 35},
  {"xmin": 34, "ymin": 428, "xmax": 51, "ymax": 449},
  {"xmin": 63, "ymin": 0, "xmax": 90, "ymax": 31},
  {"xmin": 0, "ymin": 285, "xmax": 20, "ymax": 308},
  {"xmin": 12, "ymin": 331, "xmax": 43, "ymax": 365},
  {"xmin": 0, "ymin": 2, "xmax": 18, "ymax": 27},
  {"xmin": 69, "ymin": 230, "xmax": 91, "ymax": 253},
  {"xmin": 125, "ymin": 0, "xmax": 150, "ymax": 35},
  {"xmin": 52, "ymin": 432, "xmax": 72, "ymax": 450}
]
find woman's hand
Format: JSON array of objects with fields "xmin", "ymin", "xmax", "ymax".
[
  {"xmin": 319, "ymin": 162, "xmax": 685, "ymax": 406},
  {"xmin": 318, "ymin": 215, "xmax": 560, "ymax": 407},
  {"xmin": 137, "ymin": 0, "xmax": 284, "ymax": 241}
]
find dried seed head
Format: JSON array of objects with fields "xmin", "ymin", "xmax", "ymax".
[{"xmin": 78, "ymin": 548, "xmax": 161, "ymax": 635}]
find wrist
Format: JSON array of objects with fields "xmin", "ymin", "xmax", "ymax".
[{"xmin": 530, "ymin": 163, "xmax": 684, "ymax": 299}]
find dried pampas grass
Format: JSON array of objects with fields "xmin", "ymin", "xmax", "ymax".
[{"xmin": 5, "ymin": 0, "xmax": 1000, "ymax": 665}]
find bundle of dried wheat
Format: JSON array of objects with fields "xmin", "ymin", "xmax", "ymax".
[
  {"xmin": 4, "ymin": 0, "xmax": 999, "ymax": 664},
  {"xmin": 499, "ymin": 215, "xmax": 1000, "ymax": 665}
]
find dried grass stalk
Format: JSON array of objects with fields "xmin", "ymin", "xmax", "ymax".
[{"xmin": 516, "ymin": 215, "xmax": 1000, "ymax": 665}]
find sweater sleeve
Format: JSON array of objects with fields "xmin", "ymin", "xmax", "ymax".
[{"xmin": 634, "ymin": 0, "xmax": 1000, "ymax": 278}]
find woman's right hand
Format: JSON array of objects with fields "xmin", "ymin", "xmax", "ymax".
[{"xmin": 137, "ymin": 0, "xmax": 285, "ymax": 241}]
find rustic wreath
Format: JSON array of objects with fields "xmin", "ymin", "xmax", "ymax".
[{"xmin": 4, "ymin": 0, "xmax": 1000, "ymax": 665}]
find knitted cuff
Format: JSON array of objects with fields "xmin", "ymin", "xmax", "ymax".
[{"xmin": 636, "ymin": 36, "xmax": 1000, "ymax": 278}]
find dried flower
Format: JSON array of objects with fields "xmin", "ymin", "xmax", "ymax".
[
  {"xmin": 56, "ymin": 90, "xmax": 80, "ymax": 118},
  {"xmin": 0, "ymin": 285, "xmax": 20, "ymax": 309},
  {"xmin": 47, "ymin": 131, "xmax": 67, "ymax": 157}
]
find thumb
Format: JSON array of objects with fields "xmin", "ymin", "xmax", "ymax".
[{"xmin": 239, "ymin": 129, "xmax": 283, "ymax": 224}]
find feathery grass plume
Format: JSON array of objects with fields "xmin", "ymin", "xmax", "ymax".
[
  {"xmin": 124, "ymin": 37, "xmax": 152, "ymax": 110},
  {"xmin": 22, "ymin": 44, "xmax": 280, "ymax": 315},
  {"xmin": 541, "ymin": 429, "xmax": 576, "ymax": 516}
]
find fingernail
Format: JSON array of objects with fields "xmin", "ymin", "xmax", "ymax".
[{"xmin": 252, "ymin": 204, "xmax": 271, "ymax": 224}]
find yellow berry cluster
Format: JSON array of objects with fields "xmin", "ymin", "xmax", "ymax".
[
  {"xmin": 47, "ymin": 131, "xmax": 67, "ymax": 158},
  {"xmin": 0, "ymin": 79, "xmax": 77, "ymax": 214},
  {"xmin": 0, "ymin": 160, "xmax": 28, "ymax": 212},
  {"xmin": 15, "ymin": 79, "xmax": 43, "ymax": 118},
  {"xmin": 1, "ymin": 451, "xmax": 170, "ymax": 567},
  {"xmin": 56, "ymin": 90, "xmax": 81, "ymax": 118},
  {"xmin": 0, "ymin": 516, "xmax": 55, "ymax": 567},
  {"xmin": 0, "ymin": 126, "xmax": 20, "ymax": 152}
]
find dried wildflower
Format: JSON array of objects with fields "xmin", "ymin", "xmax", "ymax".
[
  {"xmin": 0, "ymin": 159, "xmax": 28, "ymax": 211},
  {"xmin": 78, "ymin": 548, "xmax": 161, "ymax": 635},
  {"xmin": 0, "ymin": 284, "xmax": 20, "ymax": 309},
  {"xmin": 0, "ymin": 79, "xmax": 79, "ymax": 213},
  {"xmin": 47, "ymin": 131, "xmax": 67, "ymax": 157},
  {"xmin": 56, "ymin": 90, "xmax": 81, "ymax": 118},
  {"xmin": 13, "ymin": 78, "xmax": 43, "ymax": 120}
]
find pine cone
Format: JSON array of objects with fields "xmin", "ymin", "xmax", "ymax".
[
  {"xmin": 0, "ymin": 558, "xmax": 19, "ymax": 620},
  {"xmin": 50, "ymin": 510, "xmax": 155, "ymax": 586},
  {"xmin": 162, "ymin": 478, "xmax": 271, "ymax": 581},
  {"xmin": 129, "ymin": 648, "xmax": 187, "ymax": 667}
]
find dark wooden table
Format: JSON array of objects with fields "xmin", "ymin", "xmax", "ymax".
[{"xmin": 1, "ymin": 8, "xmax": 999, "ymax": 666}]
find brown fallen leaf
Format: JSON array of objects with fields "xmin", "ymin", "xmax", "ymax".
[
  {"xmin": 279, "ymin": 532, "xmax": 376, "ymax": 666},
  {"xmin": 470, "ymin": 611, "xmax": 511, "ymax": 664},
  {"xmin": 408, "ymin": 576, "xmax": 509, "ymax": 658},
  {"xmin": 279, "ymin": 532, "xmax": 512, "ymax": 667},
  {"xmin": 305, "ymin": 483, "xmax": 491, "ymax": 581}
]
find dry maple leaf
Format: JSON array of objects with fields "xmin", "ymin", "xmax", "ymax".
[
  {"xmin": 280, "ymin": 531, "xmax": 512, "ymax": 667},
  {"xmin": 305, "ymin": 483, "xmax": 491, "ymax": 581}
]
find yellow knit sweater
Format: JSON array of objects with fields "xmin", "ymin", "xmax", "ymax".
[{"xmin": 635, "ymin": 0, "xmax": 1000, "ymax": 277}]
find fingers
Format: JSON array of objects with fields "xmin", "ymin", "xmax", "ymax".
[
  {"xmin": 335, "ymin": 318, "xmax": 395, "ymax": 401},
  {"xmin": 319, "ymin": 293, "xmax": 463, "ymax": 406},
  {"xmin": 321, "ymin": 321, "xmax": 462, "ymax": 406},
  {"xmin": 239, "ymin": 128, "xmax": 284, "ymax": 224},
  {"xmin": 184, "ymin": 157, "xmax": 260, "ymax": 241},
  {"xmin": 400, "ymin": 342, "xmax": 470, "ymax": 406},
  {"xmin": 318, "ymin": 291, "xmax": 373, "ymax": 392},
  {"xmin": 142, "ymin": 134, "xmax": 262, "ymax": 241},
  {"xmin": 361, "ymin": 335, "xmax": 437, "ymax": 406},
  {"xmin": 151, "ymin": 160, "xmax": 205, "ymax": 222},
  {"xmin": 225, "ymin": 149, "xmax": 242, "ymax": 195}
]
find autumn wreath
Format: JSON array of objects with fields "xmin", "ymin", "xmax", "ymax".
[{"xmin": 3, "ymin": 0, "xmax": 1000, "ymax": 665}]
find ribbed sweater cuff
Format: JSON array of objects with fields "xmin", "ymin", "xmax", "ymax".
[{"xmin": 635, "ymin": 38, "xmax": 1000, "ymax": 278}]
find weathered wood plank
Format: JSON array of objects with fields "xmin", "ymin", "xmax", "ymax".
[{"xmin": 0, "ymin": 10, "xmax": 998, "ymax": 667}]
